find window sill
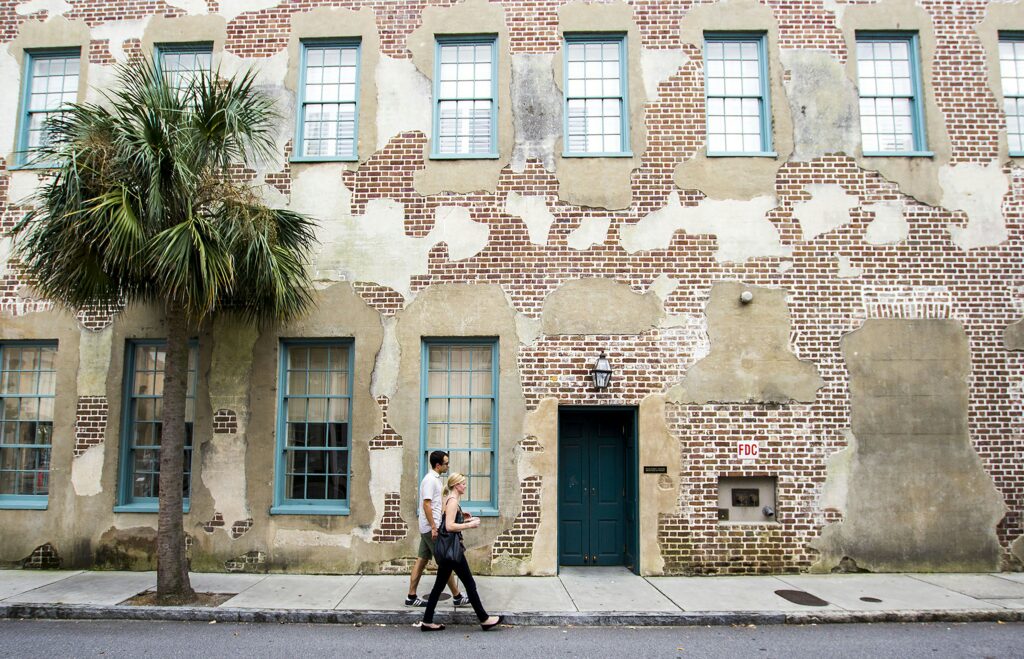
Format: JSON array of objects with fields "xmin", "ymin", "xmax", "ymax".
[
  {"xmin": 271, "ymin": 503, "xmax": 350, "ymax": 516},
  {"xmin": 114, "ymin": 501, "xmax": 191, "ymax": 514},
  {"xmin": 289, "ymin": 156, "xmax": 358, "ymax": 164},
  {"xmin": 717, "ymin": 520, "xmax": 780, "ymax": 526},
  {"xmin": 0, "ymin": 496, "xmax": 48, "ymax": 510},
  {"xmin": 428, "ymin": 153, "xmax": 500, "ymax": 160},
  {"xmin": 706, "ymin": 151, "xmax": 778, "ymax": 158},
  {"xmin": 462, "ymin": 506, "xmax": 499, "ymax": 517},
  {"xmin": 7, "ymin": 162, "xmax": 55, "ymax": 171},
  {"xmin": 862, "ymin": 150, "xmax": 934, "ymax": 158},
  {"xmin": 562, "ymin": 151, "xmax": 634, "ymax": 159}
]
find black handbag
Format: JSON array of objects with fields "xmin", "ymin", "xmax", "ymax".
[{"xmin": 434, "ymin": 511, "xmax": 465, "ymax": 564}]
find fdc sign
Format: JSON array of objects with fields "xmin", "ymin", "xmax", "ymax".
[{"xmin": 737, "ymin": 439, "xmax": 759, "ymax": 461}]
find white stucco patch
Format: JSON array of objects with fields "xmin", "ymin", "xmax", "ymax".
[
  {"xmin": 793, "ymin": 184, "xmax": 860, "ymax": 241},
  {"xmin": 218, "ymin": 0, "xmax": 282, "ymax": 23},
  {"xmin": 291, "ymin": 164, "xmax": 352, "ymax": 219},
  {"xmin": 77, "ymin": 327, "xmax": 113, "ymax": 396},
  {"xmin": 0, "ymin": 47, "xmax": 24, "ymax": 160},
  {"xmin": 821, "ymin": 0, "xmax": 847, "ymax": 25},
  {"xmin": 200, "ymin": 436, "xmax": 250, "ymax": 528},
  {"xmin": 640, "ymin": 48, "xmax": 687, "ymax": 102},
  {"xmin": 649, "ymin": 273, "xmax": 680, "ymax": 301},
  {"xmin": 778, "ymin": 260, "xmax": 793, "ymax": 273},
  {"xmin": 221, "ymin": 50, "xmax": 288, "ymax": 87},
  {"xmin": 863, "ymin": 200, "xmax": 908, "ymax": 244},
  {"xmin": 370, "ymin": 315, "xmax": 400, "ymax": 398},
  {"xmin": 71, "ymin": 444, "xmax": 103, "ymax": 497},
  {"xmin": 15, "ymin": 0, "xmax": 71, "ymax": 16},
  {"xmin": 819, "ymin": 430, "xmax": 856, "ymax": 513},
  {"xmin": 567, "ymin": 217, "xmax": 611, "ymax": 250},
  {"xmin": 376, "ymin": 55, "xmax": 432, "ymax": 150},
  {"xmin": 91, "ymin": 19, "xmax": 151, "ymax": 61},
  {"xmin": 431, "ymin": 205, "xmax": 489, "ymax": 260},
  {"xmin": 836, "ymin": 255, "xmax": 863, "ymax": 278},
  {"xmin": 84, "ymin": 64, "xmax": 118, "ymax": 105},
  {"xmin": 314, "ymin": 198, "xmax": 489, "ymax": 297},
  {"xmin": 6, "ymin": 171, "xmax": 43, "ymax": 206},
  {"xmin": 620, "ymin": 191, "xmax": 788, "ymax": 263},
  {"xmin": 163, "ymin": 0, "xmax": 208, "ymax": 15},
  {"xmin": 505, "ymin": 192, "xmax": 554, "ymax": 246},
  {"xmin": 368, "ymin": 447, "xmax": 402, "ymax": 526},
  {"xmin": 941, "ymin": 162, "xmax": 1010, "ymax": 250},
  {"xmin": 515, "ymin": 311, "xmax": 543, "ymax": 346},
  {"xmin": 779, "ymin": 49, "xmax": 860, "ymax": 162}
]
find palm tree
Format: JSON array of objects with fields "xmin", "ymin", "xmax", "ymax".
[{"xmin": 12, "ymin": 59, "xmax": 317, "ymax": 603}]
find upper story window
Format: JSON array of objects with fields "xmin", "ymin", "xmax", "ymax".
[
  {"xmin": 704, "ymin": 34, "xmax": 773, "ymax": 156},
  {"xmin": 421, "ymin": 340, "xmax": 498, "ymax": 515},
  {"xmin": 855, "ymin": 32, "xmax": 928, "ymax": 155},
  {"xmin": 295, "ymin": 40, "xmax": 360, "ymax": 161},
  {"xmin": 0, "ymin": 343, "xmax": 57, "ymax": 510},
  {"xmin": 156, "ymin": 42, "xmax": 212, "ymax": 91},
  {"xmin": 17, "ymin": 49, "xmax": 80, "ymax": 166},
  {"xmin": 116, "ymin": 341, "xmax": 197, "ymax": 512},
  {"xmin": 272, "ymin": 341, "xmax": 353, "ymax": 515},
  {"xmin": 563, "ymin": 34, "xmax": 629, "ymax": 157},
  {"xmin": 999, "ymin": 33, "xmax": 1024, "ymax": 156},
  {"xmin": 433, "ymin": 36, "xmax": 497, "ymax": 158}
]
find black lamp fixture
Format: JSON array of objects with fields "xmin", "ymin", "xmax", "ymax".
[{"xmin": 591, "ymin": 350, "xmax": 612, "ymax": 390}]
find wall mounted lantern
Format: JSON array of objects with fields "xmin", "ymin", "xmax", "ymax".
[{"xmin": 591, "ymin": 350, "xmax": 612, "ymax": 390}]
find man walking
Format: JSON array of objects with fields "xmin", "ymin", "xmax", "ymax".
[{"xmin": 406, "ymin": 450, "xmax": 468, "ymax": 607}]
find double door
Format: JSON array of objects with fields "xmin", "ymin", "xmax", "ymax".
[{"xmin": 558, "ymin": 409, "xmax": 636, "ymax": 568}]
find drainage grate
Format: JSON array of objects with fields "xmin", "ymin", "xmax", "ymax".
[{"xmin": 774, "ymin": 589, "xmax": 829, "ymax": 607}]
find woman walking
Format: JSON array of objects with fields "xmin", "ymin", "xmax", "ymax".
[{"xmin": 420, "ymin": 473, "xmax": 503, "ymax": 632}]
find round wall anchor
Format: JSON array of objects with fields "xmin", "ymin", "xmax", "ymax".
[{"xmin": 740, "ymin": 290, "xmax": 754, "ymax": 304}]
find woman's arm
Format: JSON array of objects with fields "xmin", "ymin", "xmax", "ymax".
[{"xmin": 443, "ymin": 498, "xmax": 480, "ymax": 532}]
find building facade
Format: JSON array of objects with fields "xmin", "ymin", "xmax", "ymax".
[{"xmin": 0, "ymin": 0, "xmax": 1022, "ymax": 576}]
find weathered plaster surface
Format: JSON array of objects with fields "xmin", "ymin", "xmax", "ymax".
[
  {"xmin": 314, "ymin": 197, "xmax": 488, "ymax": 297},
  {"xmin": 76, "ymin": 327, "xmax": 113, "ymax": 396},
  {"xmin": 638, "ymin": 394, "xmax": 680, "ymax": 576},
  {"xmin": 1006, "ymin": 317, "xmax": 1024, "ymax": 350},
  {"xmin": 506, "ymin": 192, "xmax": 555, "ymax": 246},
  {"xmin": 390, "ymin": 283, "xmax": 525, "ymax": 573},
  {"xmin": 863, "ymin": 200, "xmax": 909, "ymax": 244},
  {"xmin": 780, "ymin": 49, "xmax": 860, "ymax": 162},
  {"xmin": 819, "ymin": 429, "xmax": 857, "ymax": 514},
  {"xmin": 674, "ymin": 0, "xmax": 794, "ymax": 199},
  {"xmin": 92, "ymin": 18, "xmax": 150, "ymax": 61},
  {"xmin": 199, "ymin": 436, "xmax": 250, "ymax": 529},
  {"xmin": 376, "ymin": 55, "xmax": 432, "ymax": 151},
  {"xmin": 668, "ymin": 282, "xmax": 822, "ymax": 404},
  {"xmin": 836, "ymin": 255, "xmax": 863, "ymax": 278},
  {"xmin": 219, "ymin": 0, "xmax": 282, "ymax": 23},
  {"xmin": 567, "ymin": 216, "xmax": 611, "ymax": 250},
  {"xmin": 510, "ymin": 53, "xmax": 561, "ymax": 173},
  {"xmin": 940, "ymin": 162, "xmax": 1010, "ymax": 250},
  {"xmin": 641, "ymin": 48, "xmax": 687, "ymax": 103},
  {"xmin": 554, "ymin": 1, "xmax": 645, "ymax": 210},
  {"xmin": 163, "ymin": 0, "xmax": 208, "ymax": 15},
  {"xmin": 70, "ymin": 443, "xmax": 103, "ymax": 497},
  {"xmin": 368, "ymin": 447, "xmax": 403, "ymax": 527},
  {"xmin": 793, "ymin": 184, "xmax": 859, "ymax": 241},
  {"xmin": 1014, "ymin": 536, "xmax": 1024, "ymax": 566},
  {"xmin": 542, "ymin": 278, "xmax": 663, "ymax": 335},
  {"xmin": 370, "ymin": 315, "xmax": 400, "ymax": 398},
  {"xmin": 16, "ymin": 0, "xmax": 71, "ymax": 16},
  {"xmin": 620, "ymin": 191, "xmax": 789, "ymax": 263},
  {"xmin": 812, "ymin": 320, "xmax": 1005, "ymax": 572},
  {"xmin": 409, "ymin": 0, "xmax": 512, "ymax": 195}
]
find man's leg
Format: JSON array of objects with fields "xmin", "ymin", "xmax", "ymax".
[{"xmin": 408, "ymin": 557, "xmax": 428, "ymax": 596}]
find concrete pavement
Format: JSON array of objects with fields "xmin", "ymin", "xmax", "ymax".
[{"xmin": 2, "ymin": 567, "xmax": 1024, "ymax": 626}]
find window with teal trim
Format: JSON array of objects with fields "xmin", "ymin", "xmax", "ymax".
[
  {"xmin": 274, "ymin": 342, "xmax": 352, "ymax": 514},
  {"xmin": 297, "ymin": 41, "xmax": 360, "ymax": 160},
  {"xmin": 999, "ymin": 34, "xmax": 1024, "ymax": 155},
  {"xmin": 704, "ymin": 34, "xmax": 771, "ymax": 155},
  {"xmin": 855, "ymin": 33, "xmax": 927, "ymax": 154},
  {"xmin": 118, "ymin": 342, "xmax": 197, "ymax": 510},
  {"xmin": 0, "ymin": 343, "xmax": 57, "ymax": 509},
  {"xmin": 18, "ymin": 49, "xmax": 80, "ymax": 165},
  {"xmin": 433, "ymin": 37, "xmax": 496, "ymax": 157},
  {"xmin": 422, "ymin": 341, "xmax": 497, "ymax": 511},
  {"xmin": 564, "ymin": 34, "xmax": 628, "ymax": 156},
  {"xmin": 157, "ymin": 43, "xmax": 212, "ymax": 91}
]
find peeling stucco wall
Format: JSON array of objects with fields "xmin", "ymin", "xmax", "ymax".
[
  {"xmin": 541, "ymin": 278, "xmax": 663, "ymax": 335},
  {"xmin": 793, "ymin": 184, "xmax": 859, "ymax": 241},
  {"xmin": 812, "ymin": 320, "xmax": 1005, "ymax": 572},
  {"xmin": 638, "ymin": 394, "xmax": 680, "ymax": 575},
  {"xmin": 668, "ymin": 282, "xmax": 822, "ymax": 404},
  {"xmin": 780, "ymin": 48, "xmax": 860, "ymax": 163},
  {"xmin": 510, "ymin": 53, "xmax": 561, "ymax": 173}
]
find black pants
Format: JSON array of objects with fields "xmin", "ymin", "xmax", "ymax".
[{"xmin": 422, "ymin": 555, "xmax": 489, "ymax": 624}]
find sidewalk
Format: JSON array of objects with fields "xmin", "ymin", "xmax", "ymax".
[{"xmin": 2, "ymin": 567, "xmax": 1023, "ymax": 626}]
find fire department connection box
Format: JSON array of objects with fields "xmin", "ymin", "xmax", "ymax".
[{"xmin": 716, "ymin": 476, "xmax": 777, "ymax": 523}]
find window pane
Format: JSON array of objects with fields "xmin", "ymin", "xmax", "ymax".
[
  {"xmin": 300, "ymin": 43, "xmax": 359, "ymax": 159},
  {"xmin": 564, "ymin": 36, "xmax": 627, "ymax": 154},
  {"xmin": 856, "ymin": 36, "xmax": 919, "ymax": 152},
  {"xmin": 704, "ymin": 37, "xmax": 768, "ymax": 153}
]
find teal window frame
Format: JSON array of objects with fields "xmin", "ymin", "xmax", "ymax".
[
  {"xmin": 703, "ymin": 32, "xmax": 775, "ymax": 157},
  {"xmin": 998, "ymin": 31, "xmax": 1024, "ymax": 157},
  {"xmin": 420, "ymin": 338, "xmax": 499, "ymax": 516},
  {"xmin": 292, "ymin": 38, "xmax": 362, "ymax": 163},
  {"xmin": 431, "ymin": 35, "xmax": 499, "ymax": 159},
  {"xmin": 272, "ymin": 339, "xmax": 354, "ymax": 516},
  {"xmin": 0, "ymin": 341, "xmax": 57, "ymax": 510},
  {"xmin": 855, "ymin": 31, "xmax": 932, "ymax": 157},
  {"xmin": 562, "ymin": 32, "xmax": 631, "ymax": 158},
  {"xmin": 115, "ymin": 340, "xmax": 198, "ymax": 514},
  {"xmin": 15, "ymin": 47, "xmax": 81, "ymax": 169},
  {"xmin": 154, "ymin": 41, "xmax": 213, "ymax": 91}
]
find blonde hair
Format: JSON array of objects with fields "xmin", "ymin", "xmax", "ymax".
[{"xmin": 443, "ymin": 472, "xmax": 467, "ymax": 497}]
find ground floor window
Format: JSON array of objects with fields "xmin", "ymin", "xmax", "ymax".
[{"xmin": 0, "ymin": 342, "xmax": 57, "ymax": 509}]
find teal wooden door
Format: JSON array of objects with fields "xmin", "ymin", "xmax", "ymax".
[{"xmin": 558, "ymin": 411, "xmax": 629, "ymax": 566}]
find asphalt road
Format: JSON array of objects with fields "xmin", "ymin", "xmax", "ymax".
[{"xmin": 1, "ymin": 619, "xmax": 1022, "ymax": 658}]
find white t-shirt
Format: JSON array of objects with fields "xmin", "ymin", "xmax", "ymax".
[{"xmin": 417, "ymin": 471, "xmax": 443, "ymax": 534}]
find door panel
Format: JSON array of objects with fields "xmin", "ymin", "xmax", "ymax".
[{"xmin": 558, "ymin": 422, "xmax": 587, "ymax": 566}]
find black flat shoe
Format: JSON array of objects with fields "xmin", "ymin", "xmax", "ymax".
[
  {"xmin": 420, "ymin": 623, "xmax": 445, "ymax": 632},
  {"xmin": 480, "ymin": 615, "xmax": 503, "ymax": 630}
]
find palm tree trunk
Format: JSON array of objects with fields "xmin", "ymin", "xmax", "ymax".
[{"xmin": 156, "ymin": 304, "xmax": 195, "ymax": 603}]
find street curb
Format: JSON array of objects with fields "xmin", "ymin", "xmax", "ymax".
[{"xmin": 2, "ymin": 605, "xmax": 1023, "ymax": 626}]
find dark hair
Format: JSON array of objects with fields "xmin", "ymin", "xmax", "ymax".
[{"xmin": 429, "ymin": 450, "xmax": 449, "ymax": 469}]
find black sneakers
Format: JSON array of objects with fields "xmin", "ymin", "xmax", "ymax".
[
  {"xmin": 404, "ymin": 595, "xmax": 427, "ymax": 607},
  {"xmin": 452, "ymin": 594, "xmax": 470, "ymax": 607}
]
